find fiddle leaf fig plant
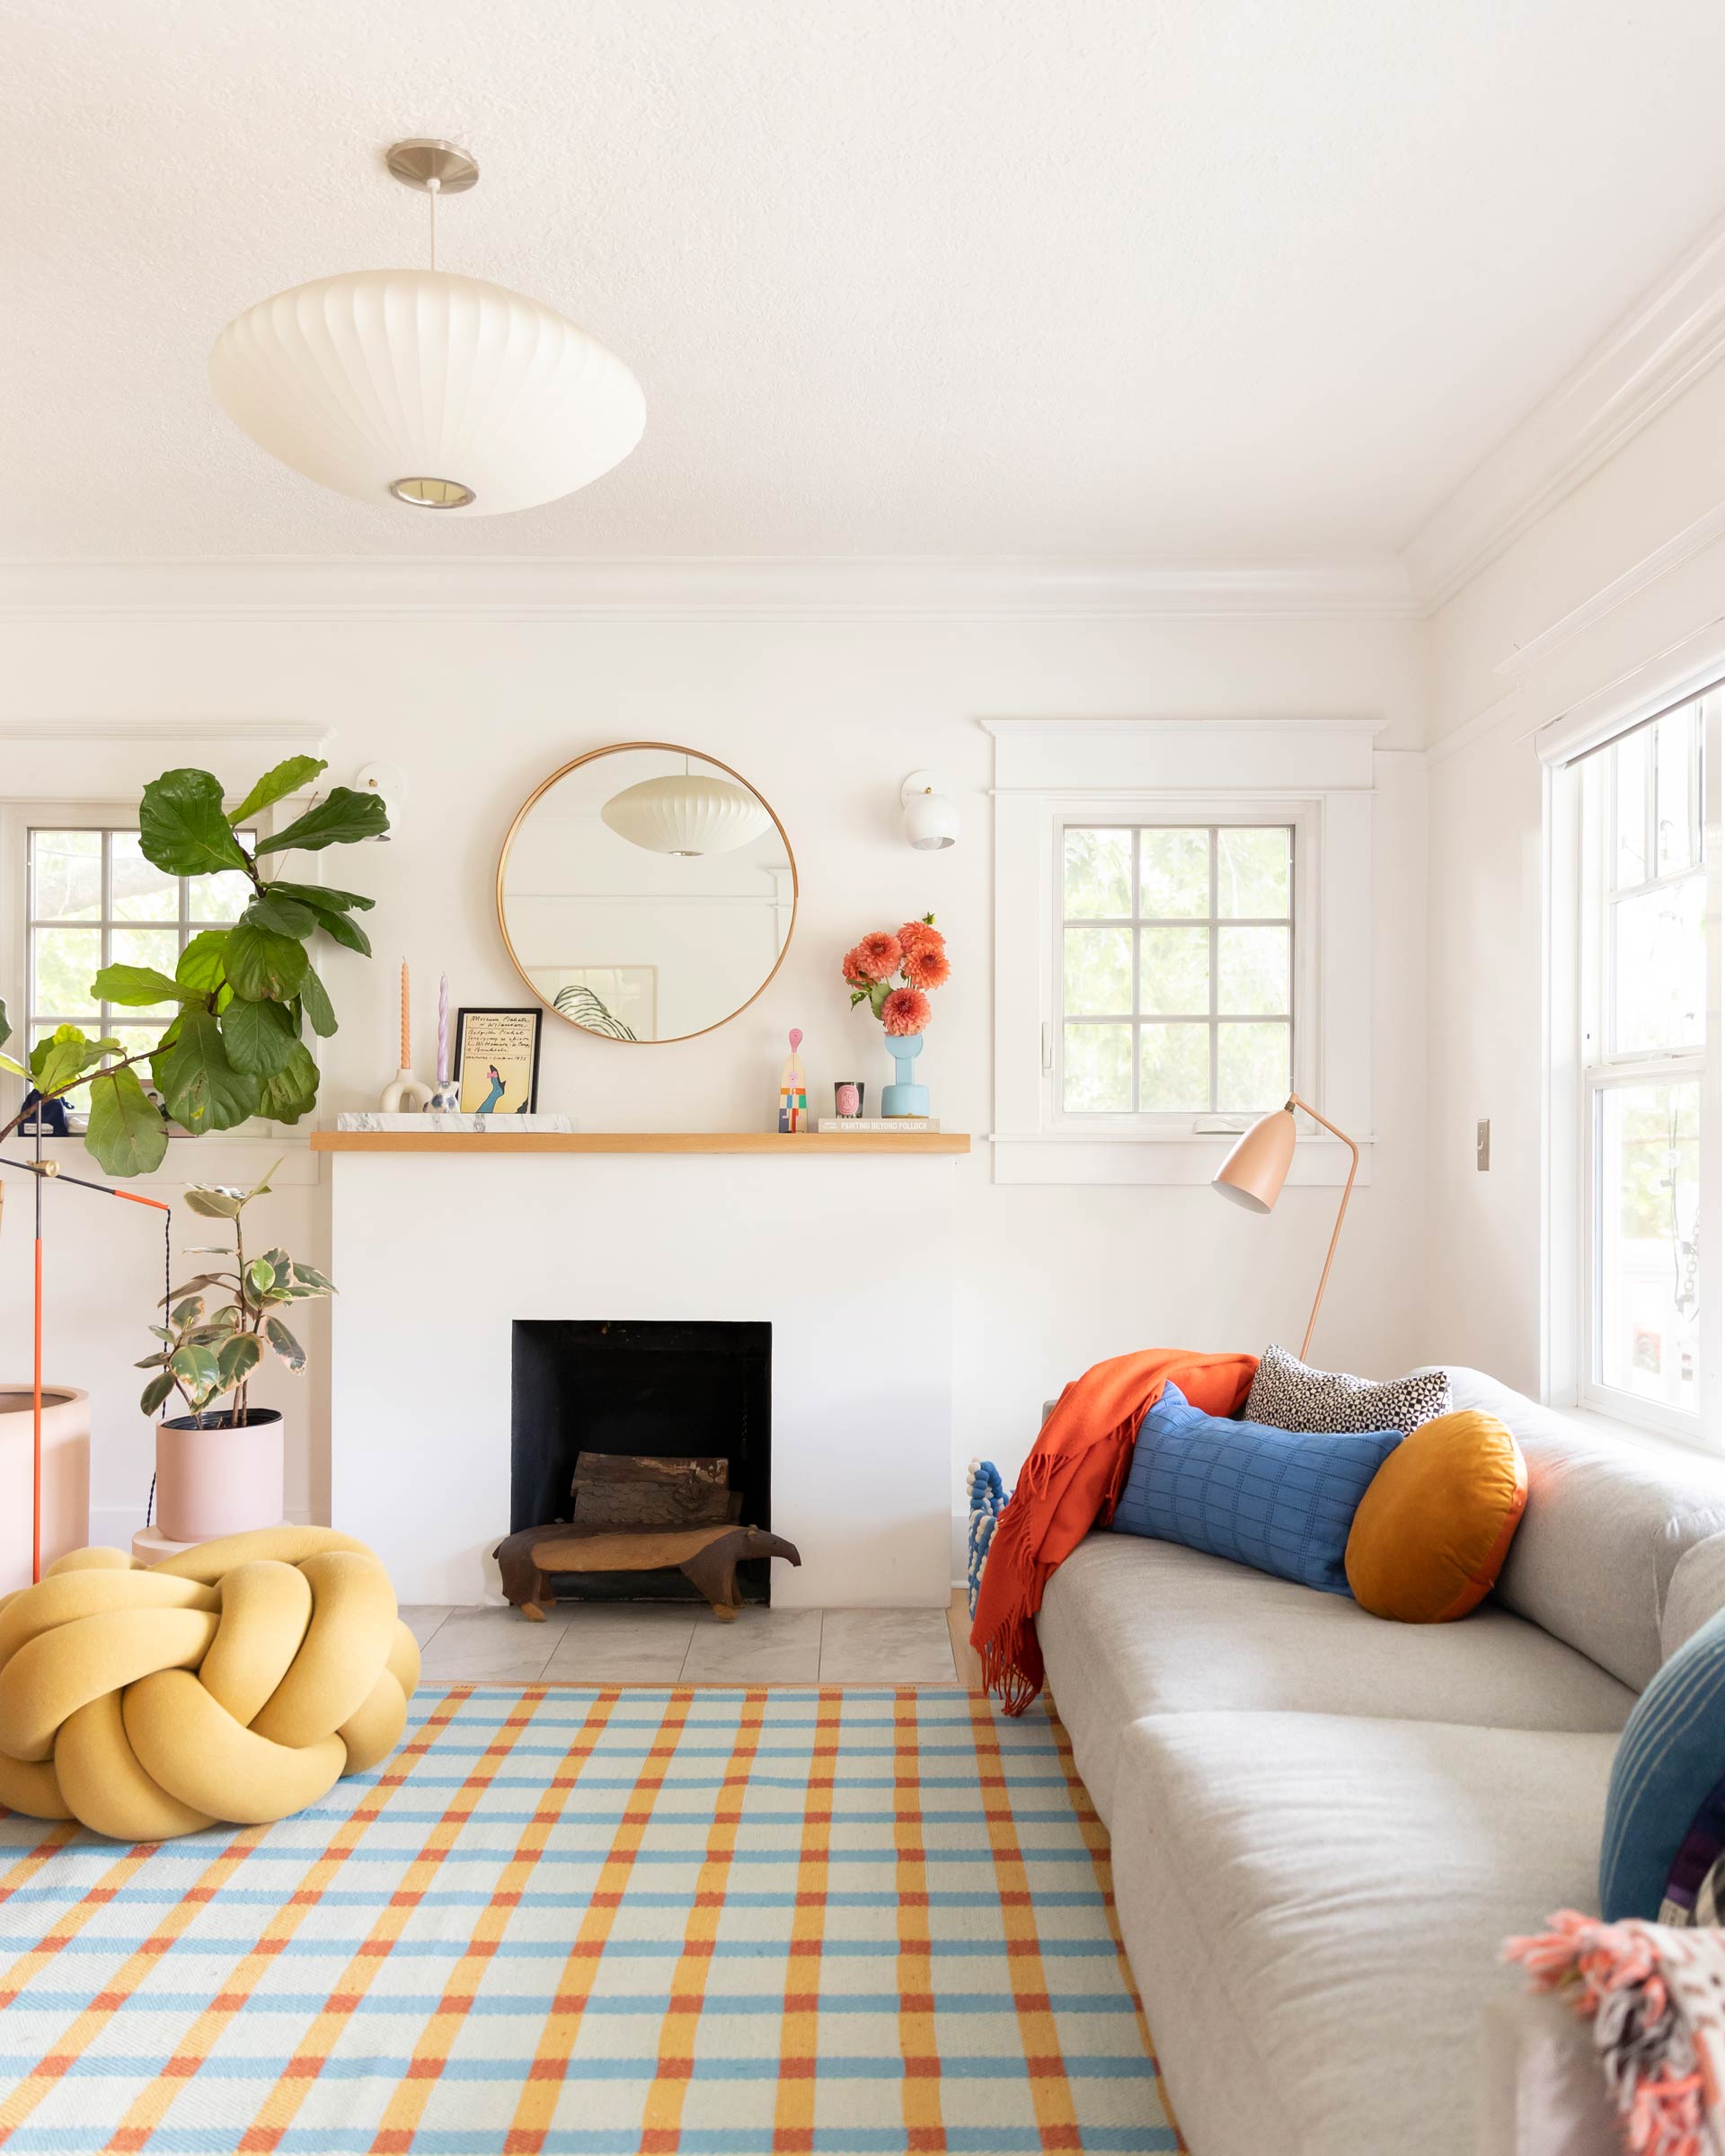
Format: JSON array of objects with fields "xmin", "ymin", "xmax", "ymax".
[
  {"xmin": 136, "ymin": 1163, "xmax": 336, "ymax": 1427},
  {"xmin": 0, "ymin": 758, "xmax": 386, "ymax": 1180}
]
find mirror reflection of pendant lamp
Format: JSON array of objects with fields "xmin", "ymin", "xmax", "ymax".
[
  {"xmin": 1211, "ymin": 1092, "xmax": 1360, "ymax": 1360},
  {"xmin": 600, "ymin": 766, "xmax": 772, "ymax": 857},
  {"xmin": 209, "ymin": 141, "xmax": 645, "ymax": 517}
]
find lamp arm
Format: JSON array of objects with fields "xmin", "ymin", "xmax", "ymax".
[{"xmin": 1286, "ymin": 1092, "xmax": 1359, "ymax": 1363}]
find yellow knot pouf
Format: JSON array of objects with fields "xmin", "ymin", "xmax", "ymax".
[{"xmin": 0, "ymin": 1526, "xmax": 420, "ymax": 1842}]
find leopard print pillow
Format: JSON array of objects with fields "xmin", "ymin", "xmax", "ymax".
[{"xmin": 1244, "ymin": 1342, "xmax": 1451, "ymax": 1436}]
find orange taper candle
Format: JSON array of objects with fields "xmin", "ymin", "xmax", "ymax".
[{"xmin": 399, "ymin": 960, "xmax": 410, "ymax": 1070}]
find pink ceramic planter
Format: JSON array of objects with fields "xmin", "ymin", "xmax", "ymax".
[
  {"xmin": 155, "ymin": 1409, "xmax": 285, "ymax": 1542},
  {"xmin": 0, "ymin": 1384, "xmax": 89, "ymax": 1592}
]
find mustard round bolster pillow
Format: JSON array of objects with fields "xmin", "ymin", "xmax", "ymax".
[
  {"xmin": 0, "ymin": 1526, "xmax": 420, "ymax": 1842},
  {"xmin": 1344, "ymin": 1409, "xmax": 1528, "ymax": 1622}
]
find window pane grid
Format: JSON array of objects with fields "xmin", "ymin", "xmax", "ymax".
[
  {"xmin": 1060, "ymin": 822, "xmax": 1292, "ymax": 1117},
  {"xmin": 25, "ymin": 826, "xmax": 252, "ymax": 1096}
]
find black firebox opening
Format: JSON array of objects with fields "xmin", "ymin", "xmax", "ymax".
[{"xmin": 509, "ymin": 1319, "xmax": 773, "ymax": 1606}]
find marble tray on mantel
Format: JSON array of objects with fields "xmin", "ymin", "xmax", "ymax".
[{"xmin": 334, "ymin": 1111, "xmax": 576, "ymax": 1134}]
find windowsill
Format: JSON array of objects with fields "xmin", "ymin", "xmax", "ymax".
[{"xmin": 987, "ymin": 1129, "xmax": 1372, "ymax": 1187}]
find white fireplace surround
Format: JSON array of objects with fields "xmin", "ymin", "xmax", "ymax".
[{"xmin": 326, "ymin": 1148, "xmax": 956, "ymax": 1607}]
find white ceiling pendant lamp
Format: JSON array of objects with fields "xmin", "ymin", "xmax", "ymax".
[
  {"xmin": 208, "ymin": 140, "xmax": 645, "ymax": 517},
  {"xmin": 601, "ymin": 762, "xmax": 772, "ymax": 858}
]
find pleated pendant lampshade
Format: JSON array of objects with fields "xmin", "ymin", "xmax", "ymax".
[
  {"xmin": 208, "ymin": 142, "xmax": 645, "ymax": 517},
  {"xmin": 601, "ymin": 773, "xmax": 773, "ymax": 857}
]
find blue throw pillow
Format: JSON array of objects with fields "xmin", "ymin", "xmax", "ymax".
[
  {"xmin": 1109, "ymin": 1381, "xmax": 1401, "ymax": 1595},
  {"xmin": 1600, "ymin": 1604, "xmax": 1725, "ymax": 1922}
]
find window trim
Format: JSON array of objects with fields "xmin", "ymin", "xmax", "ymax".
[
  {"xmin": 1549, "ymin": 688, "xmax": 1722, "ymax": 1449},
  {"xmin": 1049, "ymin": 803, "xmax": 1318, "ymax": 1132}
]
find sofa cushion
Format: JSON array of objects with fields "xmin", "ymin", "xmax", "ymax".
[
  {"xmin": 1344, "ymin": 1409, "xmax": 1526, "ymax": 1623},
  {"xmin": 1448, "ymin": 1368, "xmax": 1725, "ymax": 1690},
  {"xmin": 1661, "ymin": 1529, "xmax": 1725, "ymax": 1660},
  {"xmin": 1038, "ymin": 1532, "xmax": 1634, "ymax": 1823},
  {"xmin": 1601, "ymin": 1604, "xmax": 1725, "ymax": 1922},
  {"xmin": 1109, "ymin": 1710, "xmax": 1616, "ymax": 2156}
]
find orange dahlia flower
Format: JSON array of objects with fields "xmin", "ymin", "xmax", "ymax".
[
  {"xmin": 898, "ymin": 917, "xmax": 944, "ymax": 958},
  {"xmin": 853, "ymin": 931, "xmax": 903, "ymax": 983},
  {"xmin": 881, "ymin": 986, "xmax": 932, "ymax": 1036},
  {"xmin": 902, "ymin": 941, "xmax": 951, "ymax": 991}
]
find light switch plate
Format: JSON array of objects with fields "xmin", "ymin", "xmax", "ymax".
[{"xmin": 1476, "ymin": 1118, "xmax": 1491, "ymax": 1171}]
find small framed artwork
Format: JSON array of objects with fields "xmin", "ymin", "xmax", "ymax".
[{"xmin": 453, "ymin": 1007, "xmax": 543, "ymax": 1116}]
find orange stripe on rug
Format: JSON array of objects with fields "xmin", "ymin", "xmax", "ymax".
[
  {"xmin": 637, "ymin": 1688, "xmax": 767, "ymax": 2155},
  {"xmin": 0, "ymin": 1825, "xmax": 269, "ymax": 2143},
  {"xmin": 368, "ymin": 1687, "xmax": 624, "ymax": 2155},
  {"xmin": 503, "ymin": 1687, "xmax": 694, "ymax": 2154},
  {"xmin": 236, "ymin": 1684, "xmax": 545, "ymax": 2153},
  {"xmin": 101, "ymin": 1681, "xmax": 472, "ymax": 2156},
  {"xmin": 965, "ymin": 1693, "xmax": 1083, "ymax": 2153},
  {"xmin": 0, "ymin": 1824, "xmax": 79, "ymax": 1908},
  {"xmin": 893, "ymin": 1686, "xmax": 947, "ymax": 2154},
  {"xmin": 769, "ymin": 1688, "xmax": 841, "ymax": 2156}
]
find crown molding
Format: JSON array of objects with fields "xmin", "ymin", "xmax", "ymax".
[
  {"xmin": 0, "ymin": 555, "xmax": 1418, "ymax": 624},
  {"xmin": 1403, "ymin": 210, "xmax": 1725, "ymax": 612}
]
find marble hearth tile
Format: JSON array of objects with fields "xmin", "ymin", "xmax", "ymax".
[
  {"xmin": 544, "ymin": 1606, "xmax": 698, "ymax": 1683},
  {"xmin": 399, "ymin": 1605, "xmax": 453, "ymax": 1648},
  {"xmin": 680, "ymin": 1605, "xmax": 822, "ymax": 1684},
  {"xmin": 819, "ymin": 1607, "xmax": 958, "ymax": 1684},
  {"xmin": 417, "ymin": 1607, "xmax": 561, "ymax": 1683}
]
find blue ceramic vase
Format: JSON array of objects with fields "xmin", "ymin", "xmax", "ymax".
[{"xmin": 881, "ymin": 1031, "xmax": 929, "ymax": 1118}]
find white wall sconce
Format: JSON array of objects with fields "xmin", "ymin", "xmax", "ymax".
[
  {"xmin": 354, "ymin": 762, "xmax": 405, "ymax": 841},
  {"xmin": 901, "ymin": 771, "xmax": 960, "ymax": 851}
]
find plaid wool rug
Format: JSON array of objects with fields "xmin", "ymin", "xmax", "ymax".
[{"xmin": 0, "ymin": 1685, "xmax": 1178, "ymax": 2154}]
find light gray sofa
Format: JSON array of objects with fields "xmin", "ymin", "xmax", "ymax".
[{"xmin": 1034, "ymin": 1367, "xmax": 1725, "ymax": 2156}]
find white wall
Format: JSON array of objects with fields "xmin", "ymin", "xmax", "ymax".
[
  {"xmin": 0, "ymin": 593, "xmax": 1429, "ymax": 1568},
  {"xmin": 1424, "ymin": 358, "xmax": 1725, "ymax": 1391}
]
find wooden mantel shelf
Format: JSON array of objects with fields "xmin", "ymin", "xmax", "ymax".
[{"xmin": 310, "ymin": 1130, "xmax": 970, "ymax": 1156}]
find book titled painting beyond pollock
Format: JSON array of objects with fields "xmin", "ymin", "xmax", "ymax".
[{"xmin": 816, "ymin": 1118, "xmax": 942, "ymax": 1133}]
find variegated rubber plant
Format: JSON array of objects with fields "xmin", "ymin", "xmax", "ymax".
[{"xmin": 137, "ymin": 1162, "xmax": 335, "ymax": 1427}]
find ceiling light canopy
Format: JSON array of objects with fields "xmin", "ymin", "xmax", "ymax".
[
  {"xmin": 600, "ymin": 772, "xmax": 773, "ymax": 858},
  {"xmin": 208, "ymin": 141, "xmax": 645, "ymax": 517}
]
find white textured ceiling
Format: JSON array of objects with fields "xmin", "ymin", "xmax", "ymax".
[{"xmin": 13, "ymin": 0, "xmax": 1725, "ymax": 561}]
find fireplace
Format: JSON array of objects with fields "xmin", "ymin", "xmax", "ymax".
[{"xmin": 510, "ymin": 1319, "xmax": 772, "ymax": 1605}]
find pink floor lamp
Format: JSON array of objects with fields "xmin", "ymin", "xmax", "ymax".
[{"xmin": 1212, "ymin": 1092, "xmax": 1359, "ymax": 1361}]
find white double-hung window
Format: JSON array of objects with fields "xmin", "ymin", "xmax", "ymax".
[{"xmin": 1567, "ymin": 693, "xmax": 1720, "ymax": 1440}]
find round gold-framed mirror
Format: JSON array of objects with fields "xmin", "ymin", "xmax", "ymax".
[{"xmin": 496, "ymin": 743, "xmax": 798, "ymax": 1044}]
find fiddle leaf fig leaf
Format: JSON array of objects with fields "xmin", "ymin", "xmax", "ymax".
[
  {"xmin": 227, "ymin": 756, "xmax": 327, "ymax": 827},
  {"xmin": 139, "ymin": 768, "xmax": 251, "ymax": 879},
  {"xmin": 84, "ymin": 1065, "xmax": 169, "ymax": 1179},
  {"xmin": 176, "ymin": 930, "xmax": 230, "ymax": 994},
  {"xmin": 257, "ymin": 1042, "xmax": 318, "ymax": 1123},
  {"xmin": 244, "ymin": 892, "xmax": 318, "ymax": 940},
  {"xmin": 225, "ymin": 916, "xmax": 307, "ymax": 1002},
  {"xmin": 265, "ymin": 879, "xmax": 375, "ymax": 913},
  {"xmin": 92, "ymin": 964, "xmax": 195, "ymax": 1009},
  {"xmin": 220, "ymin": 995, "xmax": 299, "ymax": 1078},
  {"xmin": 153, "ymin": 1009, "xmax": 260, "ymax": 1134},
  {"xmin": 297, "ymin": 961, "xmax": 337, "ymax": 1038},
  {"xmin": 299, "ymin": 900, "xmax": 371, "ymax": 957},
  {"xmin": 255, "ymin": 787, "xmax": 388, "ymax": 856}
]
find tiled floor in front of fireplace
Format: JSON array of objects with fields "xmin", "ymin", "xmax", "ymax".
[{"xmin": 401, "ymin": 1601, "xmax": 962, "ymax": 1687}]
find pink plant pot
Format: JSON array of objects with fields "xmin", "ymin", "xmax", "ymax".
[
  {"xmin": 0, "ymin": 1384, "xmax": 90, "ymax": 1592},
  {"xmin": 155, "ymin": 1409, "xmax": 284, "ymax": 1543}
]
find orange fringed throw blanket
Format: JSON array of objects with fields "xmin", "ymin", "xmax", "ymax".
[{"xmin": 971, "ymin": 1347, "xmax": 1258, "ymax": 1713}]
